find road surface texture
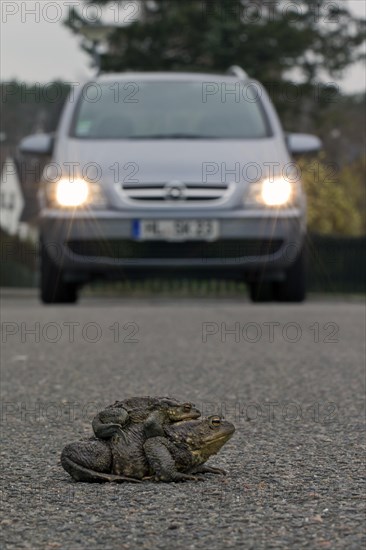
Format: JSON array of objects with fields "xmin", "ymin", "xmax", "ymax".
[{"xmin": 1, "ymin": 294, "xmax": 365, "ymax": 549}]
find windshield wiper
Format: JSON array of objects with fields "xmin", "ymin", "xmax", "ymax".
[{"xmin": 128, "ymin": 134, "xmax": 221, "ymax": 140}]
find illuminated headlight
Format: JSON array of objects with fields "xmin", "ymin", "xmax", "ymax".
[
  {"xmin": 56, "ymin": 178, "xmax": 89, "ymax": 207},
  {"xmin": 261, "ymin": 178, "xmax": 292, "ymax": 206},
  {"xmin": 244, "ymin": 177, "xmax": 299, "ymax": 208},
  {"xmin": 46, "ymin": 178, "xmax": 107, "ymax": 208}
]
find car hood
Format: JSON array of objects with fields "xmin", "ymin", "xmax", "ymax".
[{"xmin": 59, "ymin": 138, "xmax": 289, "ymax": 184}]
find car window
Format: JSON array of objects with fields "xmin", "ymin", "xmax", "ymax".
[{"xmin": 71, "ymin": 81, "xmax": 271, "ymax": 140}]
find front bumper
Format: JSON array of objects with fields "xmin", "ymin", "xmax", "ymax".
[{"xmin": 40, "ymin": 208, "xmax": 305, "ymax": 278}]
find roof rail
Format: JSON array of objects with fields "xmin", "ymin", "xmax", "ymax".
[{"xmin": 226, "ymin": 65, "xmax": 248, "ymax": 80}]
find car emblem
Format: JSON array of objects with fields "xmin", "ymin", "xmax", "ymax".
[{"xmin": 164, "ymin": 181, "xmax": 186, "ymax": 200}]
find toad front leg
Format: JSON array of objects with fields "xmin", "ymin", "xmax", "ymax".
[
  {"xmin": 143, "ymin": 437, "xmax": 204, "ymax": 482},
  {"xmin": 92, "ymin": 408, "xmax": 130, "ymax": 439}
]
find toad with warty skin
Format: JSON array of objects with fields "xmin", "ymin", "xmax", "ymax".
[
  {"xmin": 91, "ymin": 396, "xmax": 201, "ymax": 440},
  {"xmin": 61, "ymin": 415, "xmax": 235, "ymax": 483}
]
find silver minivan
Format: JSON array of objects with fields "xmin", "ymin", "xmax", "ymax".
[{"xmin": 20, "ymin": 67, "xmax": 321, "ymax": 304}]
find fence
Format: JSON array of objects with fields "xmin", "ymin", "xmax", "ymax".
[{"xmin": 306, "ymin": 234, "xmax": 366, "ymax": 293}]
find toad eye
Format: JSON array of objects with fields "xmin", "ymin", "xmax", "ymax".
[
  {"xmin": 183, "ymin": 403, "xmax": 192, "ymax": 411},
  {"xmin": 210, "ymin": 416, "xmax": 221, "ymax": 427}
]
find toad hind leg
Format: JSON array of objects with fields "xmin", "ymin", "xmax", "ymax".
[
  {"xmin": 61, "ymin": 439, "xmax": 140, "ymax": 483},
  {"xmin": 61, "ymin": 456, "xmax": 141, "ymax": 483}
]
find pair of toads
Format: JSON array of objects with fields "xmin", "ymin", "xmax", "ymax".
[{"xmin": 61, "ymin": 396, "xmax": 235, "ymax": 483}]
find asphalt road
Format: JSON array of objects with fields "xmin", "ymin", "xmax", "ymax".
[{"xmin": 1, "ymin": 294, "xmax": 365, "ymax": 550}]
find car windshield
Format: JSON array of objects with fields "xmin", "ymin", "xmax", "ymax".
[{"xmin": 71, "ymin": 81, "xmax": 270, "ymax": 139}]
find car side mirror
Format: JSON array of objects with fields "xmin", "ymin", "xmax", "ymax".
[
  {"xmin": 19, "ymin": 133, "xmax": 54, "ymax": 156},
  {"xmin": 286, "ymin": 133, "xmax": 322, "ymax": 155}
]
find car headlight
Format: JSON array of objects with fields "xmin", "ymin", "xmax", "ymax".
[
  {"xmin": 244, "ymin": 177, "xmax": 300, "ymax": 208},
  {"xmin": 56, "ymin": 178, "xmax": 89, "ymax": 207},
  {"xmin": 45, "ymin": 178, "xmax": 107, "ymax": 209}
]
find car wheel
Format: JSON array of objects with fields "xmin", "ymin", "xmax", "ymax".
[
  {"xmin": 274, "ymin": 246, "xmax": 306, "ymax": 303},
  {"xmin": 40, "ymin": 242, "xmax": 78, "ymax": 304}
]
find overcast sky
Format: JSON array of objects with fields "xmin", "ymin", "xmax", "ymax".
[{"xmin": 1, "ymin": 0, "xmax": 365, "ymax": 92}]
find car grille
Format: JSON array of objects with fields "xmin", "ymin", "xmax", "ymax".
[
  {"xmin": 121, "ymin": 182, "xmax": 231, "ymax": 203},
  {"xmin": 66, "ymin": 239, "xmax": 283, "ymax": 260}
]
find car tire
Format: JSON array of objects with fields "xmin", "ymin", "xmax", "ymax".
[
  {"xmin": 40, "ymin": 242, "xmax": 78, "ymax": 304},
  {"xmin": 274, "ymin": 245, "xmax": 306, "ymax": 303}
]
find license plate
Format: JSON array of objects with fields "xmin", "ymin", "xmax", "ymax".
[{"xmin": 133, "ymin": 219, "xmax": 219, "ymax": 241}]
